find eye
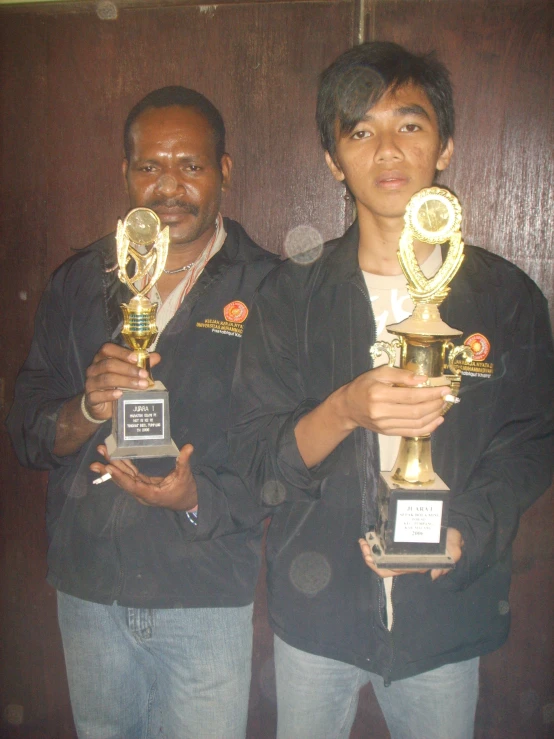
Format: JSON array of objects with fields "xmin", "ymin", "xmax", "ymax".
[
  {"xmin": 400, "ymin": 123, "xmax": 421, "ymax": 133},
  {"xmin": 137, "ymin": 164, "xmax": 157, "ymax": 173},
  {"xmin": 351, "ymin": 129, "xmax": 371, "ymax": 140}
]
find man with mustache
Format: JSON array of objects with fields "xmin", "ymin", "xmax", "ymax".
[{"xmin": 7, "ymin": 86, "xmax": 276, "ymax": 738}]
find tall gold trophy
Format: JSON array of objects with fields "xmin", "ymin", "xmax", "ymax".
[
  {"xmin": 104, "ymin": 207, "xmax": 179, "ymax": 459},
  {"xmin": 365, "ymin": 187, "xmax": 473, "ymax": 569}
]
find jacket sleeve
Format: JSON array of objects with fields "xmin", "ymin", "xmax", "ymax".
[
  {"xmin": 439, "ymin": 279, "xmax": 554, "ymax": 591},
  {"xmin": 187, "ymin": 462, "xmax": 270, "ymax": 540},
  {"xmin": 229, "ymin": 267, "xmax": 342, "ymax": 507},
  {"xmin": 6, "ymin": 266, "xmax": 88, "ymax": 471}
]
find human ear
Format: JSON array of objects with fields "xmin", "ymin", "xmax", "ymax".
[
  {"xmin": 122, "ymin": 159, "xmax": 129, "ymax": 193},
  {"xmin": 220, "ymin": 154, "xmax": 233, "ymax": 192},
  {"xmin": 324, "ymin": 151, "xmax": 346, "ymax": 183},
  {"xmin": 436, "ymin": 138, "xmax": 454, "ymax": 172}
]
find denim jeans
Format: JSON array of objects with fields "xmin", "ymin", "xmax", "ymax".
[
  {"xmin": 57, "ymin": 592, "xmax": 253, "ymax": 739},
  {"xmin": 274, "ymin": 635, "xmax": 479, "ymax": 739}
]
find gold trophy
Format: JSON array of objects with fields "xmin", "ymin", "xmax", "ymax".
[
  {"xmin": 104, "ymin": 207, "xmax": 179, "ymax": 459},
  {"xmin": 365, "ymin": 187, "xmax": 473, "ymax": 569}
]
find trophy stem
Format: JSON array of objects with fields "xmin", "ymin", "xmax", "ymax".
[
  {"xmin": 391, "ymin": 436, "xmax": 435, "ymax": 485},
  {"xmin": 134, "ymin": 350, "xmax": 155, "ymax": 387}
]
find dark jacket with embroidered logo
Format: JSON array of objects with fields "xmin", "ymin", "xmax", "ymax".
[
  {"xmin": 229, "ymin": 220, "xmax": 554, "ymax": 682},
  {"xmin": 7, "ymin": 218, "xmax": 277, "ymax": 608}
]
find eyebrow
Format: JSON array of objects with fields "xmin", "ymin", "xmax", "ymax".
[{"xmin": 362, "ymin": 104, "xmax": 432, "ymax": 121}]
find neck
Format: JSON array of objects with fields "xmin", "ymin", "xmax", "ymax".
[
  {"xmin": 357, "ymin": 209, "xmax": 434, "ymax": 276},
  {"xmin": 164, "ymin": 223, "xmax": 217, "ymax": 272}
]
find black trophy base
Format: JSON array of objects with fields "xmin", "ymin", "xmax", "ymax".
[
  {"xmin": 365, "ymin": 531, "xmax": 455, "ymax": 570},
  {"xmin": 366, "ymin": 470, "xmax": 455, "ymax": 570},
  {"xmin": 104, "ymin": 381, "xmax": 179, "ymax": 460}
]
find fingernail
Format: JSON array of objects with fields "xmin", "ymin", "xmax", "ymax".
[{"xmin": 444, "ymin": 394, "xmax": 460, "ymax": 404}]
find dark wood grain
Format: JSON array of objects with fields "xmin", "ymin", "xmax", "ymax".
[
  {"xmin": 1, "ymin": 1, "xmax": 552, "ymax": 738},
  {"xmin": 372, "ymin": 0, "xmax": 554, "ymax": 316}
]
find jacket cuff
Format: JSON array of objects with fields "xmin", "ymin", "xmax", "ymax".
[{"xmin": 274, "ymin": 399, "xmax": 344, "ymax": 493}]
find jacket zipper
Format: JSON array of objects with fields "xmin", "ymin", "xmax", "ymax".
[
  {"xmin": 354, "ymin": 278, "xmax": 397, "ymax": 686},
  {"xmin": 354, "ymin": 280, "xmax": 377, "ymax": 535}
]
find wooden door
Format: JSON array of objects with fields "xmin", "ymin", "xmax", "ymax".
[{"xmin": 1, "ymin": 1, "xmax": 552, "ymax": 737}]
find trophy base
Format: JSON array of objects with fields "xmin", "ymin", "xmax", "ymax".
[
  {"xmin": 367, "ymin": 470, "xmax": 455, "ymax": 570},
  {"xmin": 365, "ymin": 531, "xmax": 455, "ymax": 570},
  {"xmin": 104, "ymin": 381, "xmax": 179, "ymax": 460}
]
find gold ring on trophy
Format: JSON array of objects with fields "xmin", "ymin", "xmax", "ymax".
[
  {"xmin": 405, "ymin": 187, "xmax": 462, "ymax": 245},
  {"xmin": 124, "ymin": 207, "xmax": 161, "ymax": 246}
]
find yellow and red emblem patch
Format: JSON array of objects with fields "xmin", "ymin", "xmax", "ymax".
[
  {"xmin": 464, "ymin": 333, "xmax": 491, "ymax": 362},
  {"xmin": 223, "ymin": 301, "xmax": 249, "ymax": 324}
]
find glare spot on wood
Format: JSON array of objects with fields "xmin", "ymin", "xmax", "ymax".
[
  {"xmin": 199, "ymin": 5, "xmax": 217, "ymax": 18},
  {"xmin": 96, "ymin": 1, "xmax": 118, "ymax": 20},
  {"xmin": 3, "ymin": 705, "xmax": 24, "ymax": 726},
  {"xmin": 284, "ymin": 225, "xmax": 323, "ymax": 265}
]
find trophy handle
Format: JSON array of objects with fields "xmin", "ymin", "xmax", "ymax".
[
  {"xmin": 370, "ymin": 338, "xmax": 402, "ymax": 367},
  {"xmin": 441, "ymin": 343, "xmax": 474, "ymax": 414},
  {"xmin": 446, "ymin": 343, "xmax": 474, "ymax": 375}
]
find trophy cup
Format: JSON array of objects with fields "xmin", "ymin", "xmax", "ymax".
[
  {"xmin": 104, "ymin": 207, "xmax": 179, "ymax": 459},
  {"xmin": 365, "ymin": 187, "xmax": 473, "ymax": 569}
]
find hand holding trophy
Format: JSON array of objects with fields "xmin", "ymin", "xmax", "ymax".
[
  {"xmin": 365, "ymin": 187, "xmax": 473, "ymax": 569},
  {"xmin": 104, "ymin": 207, "xmax": 179, "ymax": 459}
]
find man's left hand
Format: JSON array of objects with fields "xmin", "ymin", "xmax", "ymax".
[
  {"xmin": 90, "ymin": 444, "xmax": 198, "ymax": 511},
  {"xmin": 358, "ymin": 528, "xmax": 464, "ymax": 581}
]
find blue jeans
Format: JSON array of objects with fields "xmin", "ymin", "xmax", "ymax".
[
  {"xmin": 274, "ymin": 635, "xmax": 479, "ymax": 739},
  {"xmin": 57, "ymin": 592, "xmax": 253, "ymax": 739}
]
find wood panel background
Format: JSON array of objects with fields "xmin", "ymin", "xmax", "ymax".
[{"xmin": 0, "ymin": 1, "xmax": 552, "ymax": 737}]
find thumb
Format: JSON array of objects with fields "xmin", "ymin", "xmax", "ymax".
[{"xmin": 175, "ymin": 443, "xmax": 194, "ymax": 471}]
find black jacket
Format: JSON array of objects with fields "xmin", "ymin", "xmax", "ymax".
[
  {"xmin": 230, "ymin": 221, "xmax": 554, "ymax": 682},
  {"xmin": 7, "ymin": 219, "xmax": 277, "ymax": 608}
]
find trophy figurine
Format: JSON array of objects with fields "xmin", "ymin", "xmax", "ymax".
[
  {"xmin": 104, "ymin": 207, "xmax": 179, "ymax": 459},
  {"xmin": 365, "ymin": 187, "xmax": 473, "ymax": 569}
]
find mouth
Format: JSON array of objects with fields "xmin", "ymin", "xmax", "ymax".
[{"xmin": 375, "ymin": 171, "xmax": 409, "ymax": 190}]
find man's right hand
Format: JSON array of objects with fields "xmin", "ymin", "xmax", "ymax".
[
  {"xmin": 333, "ymin": 365, "xmax": 448, "ymax": 437},
  {"xmin": 82, "ymin": 343, "xmax": 160, "ymax": 422},
  {"xmin": 294, "ymin": 365, "xmax": 450, "ymax": 469},
  {"xmin": 53, "ymin": 343, "xmax": 161, "ymax": 456}
]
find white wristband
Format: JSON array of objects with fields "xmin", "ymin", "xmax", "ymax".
[{"xmin": 80, "ymin": 393, "xmax": 104, "ymax": 424}]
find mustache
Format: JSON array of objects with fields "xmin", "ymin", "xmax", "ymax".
[{"xmin": 148, "ymin": 199, "xmax": 200, "ymax": 217}]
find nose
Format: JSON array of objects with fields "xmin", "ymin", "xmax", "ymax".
[
  {"xmin": 374, "ymin": 132, "xmax": 403, "ymax": 163},
  {"xmin": 155, "ymin": 173, "xmax": 180, "ymax": 196}
]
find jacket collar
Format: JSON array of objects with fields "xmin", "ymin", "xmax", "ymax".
[{"xmin": 324, "ymin": 219, "xmax": 361, "ymax": 286}]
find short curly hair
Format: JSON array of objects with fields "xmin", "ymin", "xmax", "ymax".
[{"xmin": 124, "ymin": 86, "xmax": 226, "ymax": 164}]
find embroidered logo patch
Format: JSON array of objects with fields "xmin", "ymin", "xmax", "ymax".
[
  {"xmin": 464, "ymin": 333, "xmax": 490, "ymax": 361},
  {"xmin": 195, "ymin": 301, "xmax": 249, "ymax": 339},
  {"xmin": 458, "ymin": 333, "xmax": 494, "ymax": 378},
  {"xmin": 223, "ymin": 301, "xmax": 249, "ymax": 323}
]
